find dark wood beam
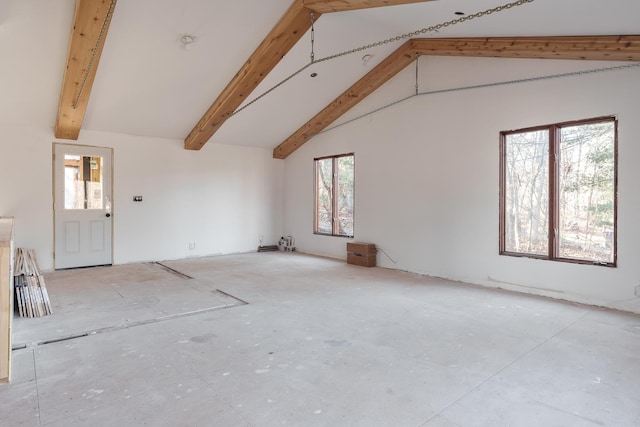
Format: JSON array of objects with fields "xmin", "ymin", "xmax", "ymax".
[
  {"xmin": 275, "ymin": 35, "xmax": 640, "ymax": 159},
  {"xmin": 304, "ymin": 0, "xmax": 436, "ymax": 13},
  {"xmin": 55, "ymin": 0, "xmax": 117, "ymax": 140}
]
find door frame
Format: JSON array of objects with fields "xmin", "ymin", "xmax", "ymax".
[{"xmin": 52, "ymin": 142, "xmax": 114, "ymax": 269}]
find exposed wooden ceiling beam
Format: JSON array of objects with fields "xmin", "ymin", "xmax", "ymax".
[
  {"xmin": 184, "ymin": 1, "xmax": 318, "ymax": 150},
  {"xmin": 273, "ymin": 40, "xmax": 415, "ymax": 159},
  {"xmin": 55, "ymin": 0, "xmax": 117, "ymax": 140},
  {"xmin": 303, "ymin": 0, "xmax": 436, "ymax": 13},
  {"xmin": 411, "ymin": 36, "xmax": 640, "ymax": 61},
  {"xmin": 185, "ymin": 0, "xmax": 439, "ymax": 151},
  {"xmin": 274, "ymin": 35, "xmax": 640, "ymax": 159}
]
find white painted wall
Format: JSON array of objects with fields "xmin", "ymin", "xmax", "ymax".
[
  {"xmin": 0, "ymin": 0, "xmax": 285, "ymax": 272},
  {"xmin": 284, "ymin": 56, "xmax": 640, "ymax": 314},
  {"xmin": 0, "ymin": 125, "xmax": 284, "ymax": 271}
]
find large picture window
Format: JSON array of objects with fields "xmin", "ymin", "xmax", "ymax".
[
  {"xmin": 500, "ymin": 117, "xmax": 617, "ymax": 266},
  {"xmin": 314, "ymin": 153, "xmax": 354, "ymax": 237}
]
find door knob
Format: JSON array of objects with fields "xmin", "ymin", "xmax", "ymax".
[{"xmin": 106, "ymin": 213, "xmax": 111, "ymax": 218}]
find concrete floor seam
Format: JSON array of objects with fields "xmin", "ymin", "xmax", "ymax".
[
  {"xmin": 12, "ymin": 297, "xmax": 247, "ymax": 350},
  {"xmin": 418, "ymin": 308, "xmax": 596, "ymax": 426},
  {"xmin": 32, "ymin": 350, "xmax": 42, "ymax": 426},
  {"xmin": 213, "ymin": 387, "xmax": 255, "ymax": 427},
  {"xmin": 151, "ymin": 262, "xmax": 194, "ymax": 280}
]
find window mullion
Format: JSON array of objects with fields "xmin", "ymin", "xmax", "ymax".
[
  {"xmin": 313, "ymin": 161, "xmax": 318, "ymax": 233},
  {"xmin": 549, "ymin": 126, "xmax": 560, "ymax": 259},
  {"xmin": 332, "ymin": 157, "xmax": 339, "ymax": 235},
  {"xmin": 498, "ymin": 134, "xmax": 506, "ymax": 254}
]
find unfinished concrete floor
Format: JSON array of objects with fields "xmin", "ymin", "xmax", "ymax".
[{"xmin": 1, "ymin": 252, "xmax": 639, "ymax": 426}]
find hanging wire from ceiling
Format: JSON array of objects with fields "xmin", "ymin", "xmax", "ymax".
[
  {"xmin": 230, "ymin": 0, "xmax": 536, "ymax": 118},
  {"xmin": 318, "ymin": 62, "xmax": 640, "ymax": 135},
  {"xmin": 72, "ymin": 0, "xmax": 117, "ymax": 109},
  {"xmin": 415, "ymin": 54, "xmax": 420, "ymax": 95},
  {"xmin": 310, "ymin": 12, "xmax": 316, "ymax": 64}
]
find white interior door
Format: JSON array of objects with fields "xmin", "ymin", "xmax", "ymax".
[{"xmin": 54, "ymin": 143, "xmax": 113, "ymax": 269}]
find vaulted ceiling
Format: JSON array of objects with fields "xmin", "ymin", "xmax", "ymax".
[{"xmin": 3, "ymin": 0, "xmax": 640, "ymax": 158}]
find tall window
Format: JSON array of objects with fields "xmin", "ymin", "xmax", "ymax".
[
  {"xmin": 315, "ymin": 153, "xmax": 354, "ymax": 237},
  {"xmin": 500, "ymin": 117, "xmax": 617, "ymax": 266}
]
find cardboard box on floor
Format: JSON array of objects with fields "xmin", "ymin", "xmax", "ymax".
[{"xmin": 347, "ymin": 242, "xmax": 377, "ymax": 267}]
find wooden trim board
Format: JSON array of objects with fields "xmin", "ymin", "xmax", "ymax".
[{"xmin": 0, "ymin": 218, "xmax": 14, "ymax": 382}]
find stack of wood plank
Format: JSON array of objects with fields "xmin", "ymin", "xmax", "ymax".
[{"xmin": 13, "ymin": 248, "xmax": 52, "ymax": 317}]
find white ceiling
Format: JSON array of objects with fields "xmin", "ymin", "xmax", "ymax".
[{"xmin": 2, "ymin": 0, "xmax": 640, "ymax": 150}]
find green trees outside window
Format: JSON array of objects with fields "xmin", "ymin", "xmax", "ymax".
[
  {"xmin": 500, "ymin": 117, "xmax": 616, "ymax": 266},
  {"xmin": 314, "ymin": 153, "xmax": 354, "ymax": 237}
]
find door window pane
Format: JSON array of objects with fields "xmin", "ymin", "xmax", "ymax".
[{"xmin": 64, "ymin": 155, "xmax": 103, "ymax": 210}]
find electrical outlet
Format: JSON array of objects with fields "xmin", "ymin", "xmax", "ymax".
[
  {"xmin": 189, "ymin": 242, "xmax": 196, "ymax": 250},
  {"xmin": 635, "ymin": 284, "xmax": 640, "ymax": 297}
]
